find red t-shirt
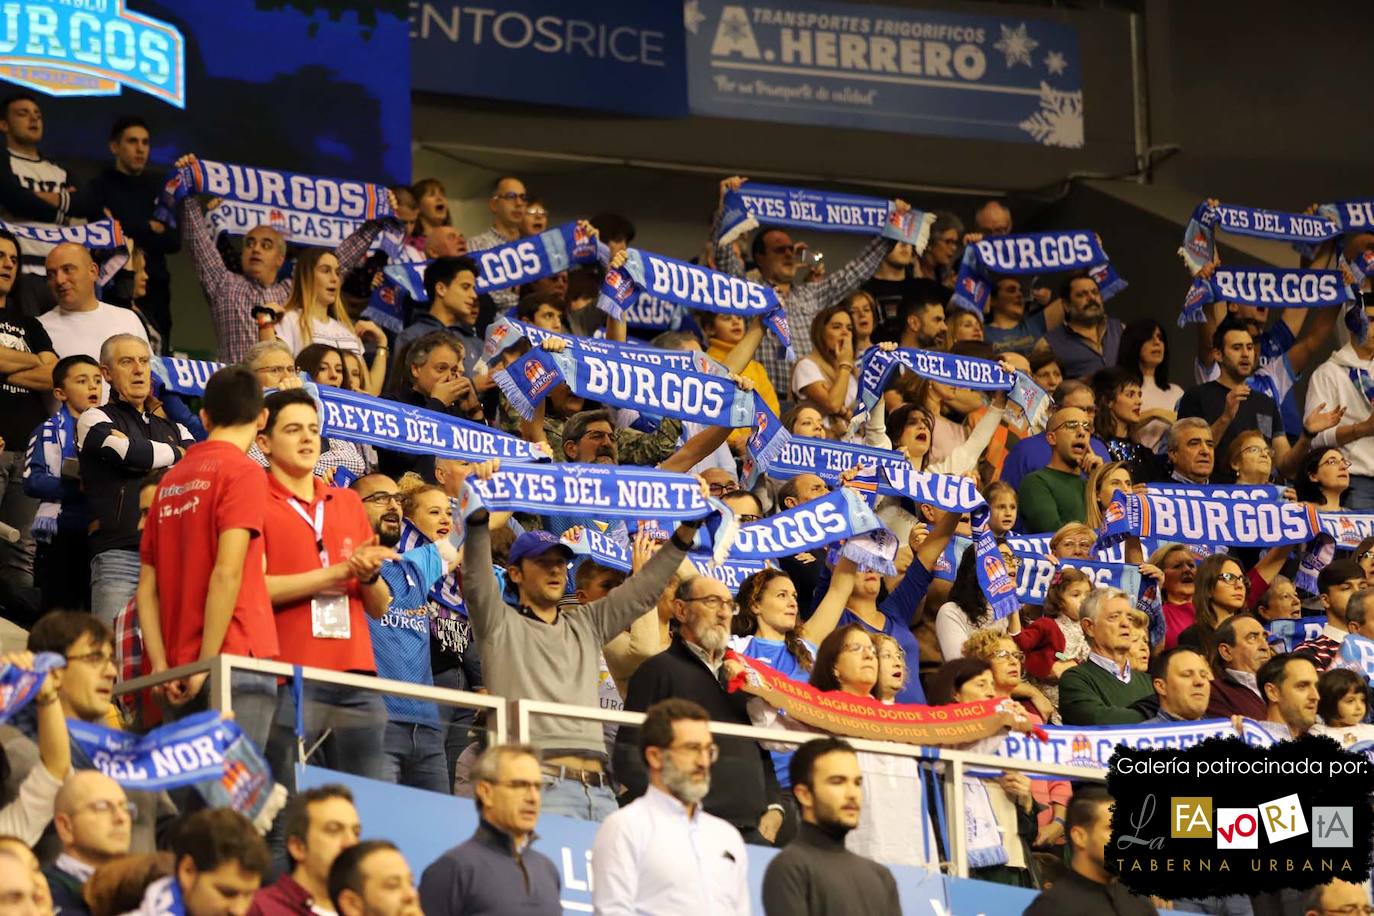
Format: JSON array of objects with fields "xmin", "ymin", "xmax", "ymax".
[
  {"xmin": 261, "ymin": 473, "xmax": 376, "ymax": 672},
  {"xmin": 140, "ymin": 440, "xmax": 278, "ymax": 666}
]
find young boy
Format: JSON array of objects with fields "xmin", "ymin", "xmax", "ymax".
[{"xmin": 23, "ymin": 354, "xmax": 101, "ymax": 614}]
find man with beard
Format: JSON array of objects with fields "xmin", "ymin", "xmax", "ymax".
[
  {"xmin": 614, "ymin": 576, "xmax": 786, "ymax": 845},
  {"xmin": 1178, "ymin": 316, "xmax": 1294, "ymax": 478},
  {"xmin": 762, "ymin": 738, "xmax": 900, "ymax": 916},
  {"xmin": 1256, "ymin": 652, "xmax": 1320, "ymax": 740},
  {"xmin": 593, "ymin": 699, "xmax": 748, "ymax": 915},
  {"xmin": 1036, "ymin": 275, "xmax": 1123, "ymax": 379},
  {"xmin": 1016, "ymin": 405, "xmax": 1100, "ymax": 532},
  {"xmin": 893, "ymin": 286, "xmax": 948, "ymax": 351}
]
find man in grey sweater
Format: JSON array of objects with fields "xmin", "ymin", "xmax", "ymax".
[{"xmin": 462, "ymin": 476, "xmax": 704, "ymax": 823}]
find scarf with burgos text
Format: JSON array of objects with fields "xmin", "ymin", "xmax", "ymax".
[
  {"xmin": 716, "ymin": 182, "xmax": 935, "ymax": 250},
  {"xmin": 155, "ymin": 357, "xmax": 547, "ymax": 464},
  {"xmin": 950, "ymin": 230, "xmax": 1127, "ymax": 315},
  {"xmin": 478, "ymin": 316, "xmax": 726, "ymax": 378},
  {"xmin": 1098, "ymin": 489, "xmax": 1320, "ymax": 550},
  {"xmin": 1179, "ymin": 201, "xmax": 1341, "ymax": 274},
  {"xmin": 1178, "ymin": 266, "xmax": 1351, "ymax": 327},
  {"xmin": 494, "ymin": 342, "xmax": 754, "ymax": 428},
  {"xmin": 0, "ymin": 217, "xmax": 128, "ymax": 284},
  {"xmin": 855, "ymin": 346, "xmax": 1051, "ymax": 434},
  {"xmin": 597, "ymin": 248, "xmax": 793, "ymax": 358},
  {"xmin": 154, "ymin": 158, "xmax": 393, "ymax": 248}
]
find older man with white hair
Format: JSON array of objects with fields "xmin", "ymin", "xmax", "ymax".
[{"xmin": 1057, "ymin": 587, "xmax": 1153, "ymax": 725}]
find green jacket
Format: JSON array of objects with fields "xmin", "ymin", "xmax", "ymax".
[{"xmin": 1058, "ymin": 657, "xmax": 1152, "ymax": 726}]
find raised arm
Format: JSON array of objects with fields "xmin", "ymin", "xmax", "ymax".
[{"xmin": 800, "ymin": 555, "xmax": 856, "ymax": 645}]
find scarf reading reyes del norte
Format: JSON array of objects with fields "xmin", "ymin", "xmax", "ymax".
[
  {"xmin": 949, "ymin": 230, "xmax": 1127, "ymax": 315},
  {"xmin": 597, "ymin": 248, "xmax": 793, "ymax": 358},
  {"xmin": 479, "ymin": 316, "xmax": 725, "ymax": 377},
  {"xmin": 727, "ymin": 650, "xmax": 1038, "ymax": 745},
  {"xmin": 1179, "ymin": 201, "xmax": 1342, "ymax": 274},
  {"xmin": 157, "ymin": 357, "xmax": 546, "ymax": 464},
  {"xmin": 557, "ymin": 524, "xmax": 772, "ymax": 590},
  {"xmin": 716, "ymin": 182, "xmax": 935, "ymax": 251},
  {"xmin": 154, "ymin": 158, "xmax": 394, "ymax": 249},
  {"xmin": 69, "ymin": 711, "xmax": 281, "ymax": 826},
  {"xmin": 855, "ymin": 346, "xmax": 1051, "ymax": 434},
  {"xmin": 1179, "ymin": 266, "xmax": 1352, "ymax": 326},
  {"xmin": 494, "ymin": 341, "xmax": 755, "ymax": 428},
  {"xmin": 1099, "ymin": 488, "xmax": 1320, "ymax": 550}
]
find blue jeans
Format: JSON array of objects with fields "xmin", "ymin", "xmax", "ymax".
[
  {"xmin": 1348, "ymin": 475, "xmax": 1374, "ymax": 510},
  {"xmin": 90, "ymin": 548, "xmax": 140, "ymax": 627},
  {"xmin": 379, "ymin": 721, "xmax": 450, "ymax": 794},
  {"xmin": 163, "ymin": 670, "xmax": 279, "ymax": 756},
  {"xmin": 540, "ymin": 777, "xmax": 618, "ymax": 823},
  {"xmin": 265, "ymin": 681, "xmax": 387, "ymax": 792}
]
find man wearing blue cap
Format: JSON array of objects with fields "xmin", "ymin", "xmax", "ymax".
[{"xmin": 462, "ymin": 460, "xmax": 707, "ymax": 823}]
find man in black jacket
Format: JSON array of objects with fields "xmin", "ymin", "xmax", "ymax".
[
  {"xmin": 85, "ymin": 116, "xmax": 182, "ymax": 346},
  {"xmin": 76, "ymin": 333, "xmax": 193, "ymax": 625},
  {"xmin": 378, "ymin": 330, "xmax": 482, "ymax": 482},
  {"xmin": 614, "ymin": 573, "xmax": 785, "ymax": 845}
]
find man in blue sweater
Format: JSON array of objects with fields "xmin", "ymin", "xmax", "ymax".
[{"xmin": 418, "ymin": 744, "xmax": 560, "ymax": 916}]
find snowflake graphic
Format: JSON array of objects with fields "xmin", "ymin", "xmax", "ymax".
[
  {"xmin": 993, "ymin": 22, "xmax": 1039, "ymax": 68},
  {"xmin": 1044, "ymin": 51, "xmax": 1067, "ymax": 76},
  {"xmin": 1019, "ymin": 82, "xmax": 1084, "ymax": 148}
]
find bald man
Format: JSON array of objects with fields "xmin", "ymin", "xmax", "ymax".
[
  {"xmin": 37, "ymin": 242, "xmax": 147, "ymax": 363},
  {"xmin": 974, "ymin": 200, "xmax": 1012, "ymax": 236},
  {"xmin": 1017, "ymin": 405, "xmax": 1099, "ymax": 532},
  {"xmin": 44, "ymin": 771, "xmax": 132, "ymax": 916}
]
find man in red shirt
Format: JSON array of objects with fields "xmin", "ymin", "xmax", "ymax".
[
  {"xmin": 137, "ymin": 365, "xmax": 278, "ymax": 749},
  {"xmin": 257, "ymin": 388, "xmax": 395, "ymax": 787}
]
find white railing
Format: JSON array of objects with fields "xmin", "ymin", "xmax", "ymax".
[{"xmin": 116, "ymin": 656, "xmax": 1104, "ymax": 878}]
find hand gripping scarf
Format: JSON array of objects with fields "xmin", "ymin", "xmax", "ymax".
[
  {"xmin": 494, "ymin": 342, "xmax": 754, "ymax": 428},
  {"xmin": 1099, "ymin": 488, "xmax": 1320, "ymax": 550},
  {"xmin": 478, "ymin": 316, "xmax": 727, "ymax": 377},
  {"xmin": 469, "ymin": 222, "xmax": 604, "ymax": 294},
  {"xmin": 1179, "ymin": 201, "xmax": 1341, "ymax": 275},
  {"xmin": 154, "ymin": 158, "xmax": 393, "ymax": 248},
  {"xmin": 855, "ymin": 346, "xmax": 1051, "ymax": 434},
  {"xmin": 156, "ymin": 357, "xmax": 546, "ymax": 464},
  {"xmin": 596, "ymin": 247, "xmax": 793, "ymax": 357},
  {"xmin": 1178, "ymin": 266, "xmax": 1351, "ymax": 326},
  {"xmin": 0, "ymin": 653, "xmax": 63, "ymax": 723},
  {"xmin": 716, "ymin": 182, "xmax": 935, "ymax": 250},
  {"xmin": 950, "ymin": 230, "xmax": 1127, "ymax": 315},
  {"xmin": 725, "ymin": 650, "xmax": 1038, "ymax": 745}
]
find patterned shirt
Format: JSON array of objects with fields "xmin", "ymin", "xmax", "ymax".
[
  {"xmin": 181, "ymin": 199, "xmax": 382, "ymax": 363},
  {"xmin": 114, "ymin": 597, "xmax": 141, "ymax": 720},
  {"xmin": 713, "ymin": 210, "xmax": 891, "ymax": 394},
  {"xmin": 467, "ymin": 227, "xmax": 521, "ymax": 311}
]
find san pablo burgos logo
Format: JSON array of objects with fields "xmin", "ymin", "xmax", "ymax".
[{"xmin": 0, "ymin": 1, "xmax": 186, "ymax": 108}]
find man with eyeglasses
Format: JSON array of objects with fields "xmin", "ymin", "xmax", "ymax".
[
  {"xmin": 1300, "ymin": 878, "xmax": 1374, "ymax": 916},
  {"xmin": 1000, "ymin": 379, "xmax": 1110, "ymax": 492},
  {"xmin": 615, "ymin": 575, "xmax": 786, "ymax": 846},
  {"xmin": 1017, "ymin": 404, "xmax": 1100, "ymax": 533},
  {"xmin": 594, "ymin": 699, "xmax": 748, "ymax": 915},
  {"xmin": 1294, "ymin": 561, "xmax": 1367, "ymax": 670},
  {"xmin": 419, "ymin": 744, "xmax": 560, "ymax": 916},
  {"xmin": 467, "ymin": 175, "xmax": 528, "ymax": 312},
  {"xmin": 44, "ymin": 771, "xmax": 132, "ymax": 916}
]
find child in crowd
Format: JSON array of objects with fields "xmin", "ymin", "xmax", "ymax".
[
  {"xmin": 1014, "ymin": 567, "xmax": 1091, "ymax": 709},
  {"xmin": 1311, "ymin": 667, "xmax": 1374, "ymax": 747}
]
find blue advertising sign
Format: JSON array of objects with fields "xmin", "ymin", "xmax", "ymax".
[
  {"xmin": 684, "ymin": 0, "xmax": 1084, "ymax": 147},
  {"xmin": 0, "ymin": 0, "xmax": 185, "ymax": 108},
  {"xmin": 410, "ymin": 1, "xmax": 689, "ymax": 117}
]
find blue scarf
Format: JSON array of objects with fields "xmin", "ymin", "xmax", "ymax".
[
  {"xmin": 154, "ymin": 158, "xmax": 394, "ymax": 247},
  {"xmin": 479, "ymin": 317, "xmax": 721, "ymax": 378},
  {"xmin": 495, "ymin": 343, "xmax": 754, "ymax": 427},
  {"xmin": 361, "ymin": 261, "xmax": 428, "ymax": 333},
  {"xmin": 1179, "ymin": 267, "xmax": 1351, "ymax": 326},
  {"xmin": 1266, "ymin": 616, "xmax": 1328, "ymax": 653},
  {"xmin": 1, "ymin": 217, "xmax": 130, "ymax": 285},
  {"xmin": 1015, "ymin": 554, "xmax": 1142, "ymax": 605},
  {"xmin": 1336, "ymin": 634, "xmax": 1374, "ymax": 685},
  {"xmin": 156, "ymin": 357, "xmax": 545, "ymax": 464},
  {"xmin": 728, "ymin": 487, "xmax": 879, "ymax": 561},
  {"xmin": 1342, "ymin": 250, "xmax": 1374, "ymax": 344},
  {"xmin": 716, "ymin": 181, "xmax": 935, "ymax": 249},
  {"xmin": 687, "ymin": 554, "xmax": 776, "ymax": 591},
  {"xmin": 1318, "ymin": 511, "xmax": 1374, "ymax": 550},
  {"xmin": 742, "ymin": 406, "xmax": 910, "ymax": 490},
  {"xmin": 559, "ymin": 525, "xmax": 632, "ymax": 572},
  {"xmin": 396, "ymin": 520, "xmax": 466, "ymax": 617},
  {"xmin": 1179, "ymin": 201, "xmax": 1341, "ymax": 274},
  {"xmin": 1100, "ymin": 489, "xmax": 1319, "ymax": 549},
  {"xmin": 1145, "ymin": 483, "xmax": 1285, "ymax": 501},
  {"xmin": 597, "ymin": 248, "xmax": 793, "ymax": 357},
  {"xmin": 0, "ymin": 653, "xmax": 63, "ymax": 722},
  {"xmin": 470, "ymin": 222, "xmax": 604, "ymax": 294},
  {"xmin": 623, "ymin": 292, "xmax": 684, "ymax": 331},
  {"xmin": 69, "ymin": 711, "xmax": 278, "ymax": 822},
  {"xmin": 855, "ymin": 346, "xmax": 1051, "ymax": 433},
  {"xmin": 993, "ymin": 718, "xmax": 1274, "ymax": 778},
  {"xmin": 950, "ymin": 230, "xmax": 1126, "ymax": 314}
]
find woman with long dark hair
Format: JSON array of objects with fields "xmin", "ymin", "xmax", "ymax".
[
  {"xmin": 1090, "ymin": 366, "xmax": 1154, "ymax": 480},
  {"xmin": 1117, "ymin": 319, "xmax": 1183, "ymax": 450},
  {"xmin": 935, "ymin": 542, "xmax": 1022, "ymax": 660}
]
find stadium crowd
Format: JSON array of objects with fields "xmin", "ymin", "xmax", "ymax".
[{"xmin": 0, "ymin": 90, "xmax": 1368, "ymax": 915}]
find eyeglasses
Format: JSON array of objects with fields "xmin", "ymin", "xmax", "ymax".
[
  {"xmin": 840, "ymin": 643, "xmax": 877, "ymax": 658},
  {"xmin": 525, "ymin": 208, "xmax": 547, "ymax": 217},
  {"xmin": 1058, "ymin": 540, "xmax": 1094, "ymax": 553},
  {"xmin": 877, "ymin": 650, "xmax": 904, "ymax": 663},
  {"xmin": 1359, "ymin": 550, "xmax": 1374, "ymax": 563},
  {"xmin": 684, "ymin": 595, "xmax": 738, "ymax": 614},
  {"xmin": 1215, "ymin": 572, "xmax": 1246, "ymax": 584},
  {"xmin": 707, "ymin": 482, "xmax": 734, "ymax": 496},
  {"xmin": 1241, "ymin": 445, "xmax": 1276, "ymax": 459},
  {"xmin": 1052, "ymin": 420, "xmax": 1092, "ymax": 433},
  {"xmin": 992, "ymin": 650, "xmax": 1026, "ymax": 662},
  {"xmin": 255, "ymin": 365, "xmax": 294, "ymax": 378},
  {"xmin": 67, "ymin": 651, "xmax": 116, "ymax": 667},
  {"xmin": 667, "ymin": 742, "xmax": 720, "ymax": 762},
  {"xmin": 491, "ymin": 779, "xmax": 545, "ymax": 794},
  {"xmin": 79, "ymin": 799, "xmax": 137, "ymax": 818},
  {"xmin": 1320, "ymin": 456, "xmax": 1354, "ymax": 470},
  {"xmin": 492, "ymin": 192, "xmax": 527, "ymax": 202},
  {"xmin": 361, "ymin": 492, "xmax": 403, "ymax": 506},
  {"xmin": 738, "ymin": 513, "xmax": 761, "ymax": 524}
]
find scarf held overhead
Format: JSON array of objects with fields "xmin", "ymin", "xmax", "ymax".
[
  {"xmin": 716, "ymin": 182, "xmax": 934, "ymax": 250},
  {"xmin": 471, "ymin": 222, "xmax": 603, "ymax": 294},
  {"xmin": 855, "ymin": 346, "xmax": 1050, "ymax": 434},
  {"xmin": 1179, "ymin": 267, "xmax": 1350, "ymax": 326},
  {"xmin": 0, "ymin": 653, "xmax": 63, "ymax": 723},
  {"xmin": 1100, "ymin": 489, "xmax": 1319, "ymax": 550},
  {"xmin": 950, "ymin": 230, "xmax": 1127, "ymax": 314},
  {"xmin": 1179, "ymin": 201, "xmax": 1341, "ymax": 274}
]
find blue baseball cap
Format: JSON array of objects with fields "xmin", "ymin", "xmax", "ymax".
[{"xmin": 508, "ymin": 530, "xmax": 576, "ymax": 565}]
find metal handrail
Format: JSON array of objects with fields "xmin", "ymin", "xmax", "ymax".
[
  {"xmin": 114, "ymin": 654, "xmax": 509, "ymax": 745},
  {"xmin": 515, "ymin": 698, "xmax": 1106, "ymax": 879}
]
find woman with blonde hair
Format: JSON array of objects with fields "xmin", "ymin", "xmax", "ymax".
[
  {"xmin": 265, "ymin": 247, "xmax": 387, "ymax": 393},
  {"xmin": 1084, "ymin": 460, "xmax": 1132, "ymax": 530}
]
